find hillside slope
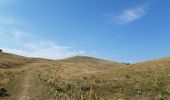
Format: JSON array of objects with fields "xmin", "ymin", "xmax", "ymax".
[
  {"xmin": 60, "ymin": 56, "xmax": 123, "ymax": 69},
  {"xmin": 52, "ymin": 56, "xmax": 125, "ymax": 78},
  {"xmin": 37, "ymin": 57, "xmax": 170, "ymax": 99},
  {"xmin": 0, "ymin": 52, "xmax": 50, "ymax": 69},
  {"xmin": 0, "ymin": 53, "xmax": 32, "ymax": 68},
  {"xmin": 107, "ymin": 57, "xmax": 170, "ymax": 99},
  {"xmin": 0, "ymin": 53, "xmax": 170, "ymax": 100}
]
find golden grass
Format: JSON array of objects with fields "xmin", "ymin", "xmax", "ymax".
[{"xmin": 0, "ymin": 53, "xmax": 170, "ymax": 99}]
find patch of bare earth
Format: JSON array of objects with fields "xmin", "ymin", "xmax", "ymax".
[
  {"xmin": 18, "ymin": 71, "xmax": 34, "ymax": 100},
  {"xmin": 17, "ymin": 71, "xmax": 53, "ymax": 100}
]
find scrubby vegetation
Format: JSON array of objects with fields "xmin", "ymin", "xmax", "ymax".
[
  {"xmin": 0, "ymin": 69, "xmax": 25, "ymax": 98},
  {"xmin": 36, "ymin": 60, "xmax": 170, "ymax": 100},
  {"xmin": 0, "ymin": 53, "xmax": 170, "ymax": 99},
  {"xmin": 0, "ymin": 73, "xmax": 12, "ymax": 97},
  {"xmin": 0, "ymin": 71, "xmax": 14, "ymax": 86},
  {"xmin": 112, "ymin": 64, "xmax": 170, "ymax": 100},
  {"xmin": 36, "ymin": 67, "xmax": 109, "ymax": 100}
]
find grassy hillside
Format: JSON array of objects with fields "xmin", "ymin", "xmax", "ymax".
[
  {"xmin": 0, "ymin": 53, "xmax": 170, "ymax": 99},
  {"xmin": 36, "ymin": 57, "xmax": 170, "ymax": 100},
  {"xmin": 104, "ymin": 57, "xmax": 170, "ymax": 99},
  {"xmin": 0, "ymin": 52, "xmax": 32, "ymax": 69},
  {"xmin": 36, "ymin": 56, "xmax": 124, "ymax": 99},
  {"xmin": 0, "ymin": 52, "xmax": 51, "ymax": 69}
]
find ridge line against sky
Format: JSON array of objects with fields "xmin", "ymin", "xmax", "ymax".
[{"xmin": 0, "ymin": 0, "xmax": 170, "ymax": 63}]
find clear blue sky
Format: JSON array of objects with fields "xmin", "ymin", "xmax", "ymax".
[{"xmin": 0, "ymin": 0, "xmax": 170, "ymax": 62}]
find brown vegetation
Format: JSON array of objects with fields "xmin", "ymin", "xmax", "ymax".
[{"xmin": 0, "ymin": 52, "xmax": 170, "ymax": 99}]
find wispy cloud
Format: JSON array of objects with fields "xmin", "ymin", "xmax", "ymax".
[
  {"xmin": 111, "ymin": 5, "xmax": 148, "ymax": 24},
  {"xmin": 0, "ymin": 17, "xmax": 85, "ymax": 59},
  {"xmin": 0, "ymin": 24, "xmax": 85, "ymax": 59},
  {"xmin": 2, "ymin": 41, "xmax": 85, "ymax": 59},
  {"xmin": 0, "ymin": 1, "xmax": 85, "ymax": 59}
]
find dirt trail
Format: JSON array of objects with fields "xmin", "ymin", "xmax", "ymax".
[
  {"xmin": 1, "ymin": 70, "xmax": 54, "ymax": 100},
  {"xmin": 18, "ymin": 71, "xmax": 35, "ymax": 100}
]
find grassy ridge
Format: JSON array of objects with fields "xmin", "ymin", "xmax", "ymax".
[
  {"xmin": 0, "ymin": 53, "xmax": 170, "ymax": 99},
  {"xmin": 0, "ymin": 53, "xmax": 33, "ymax": 68},
  {"xmin": 36, "ymin": 57, "xmax": 170, "ymax": 100},
  {"xmin": 0, "ymin": 52, "xmax": 52, "ymax": 69}
]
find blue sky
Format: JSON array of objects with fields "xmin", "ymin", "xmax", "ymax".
[{"xmin": 0, "ymin": 0, "xmax": 170, "ymax": 63}]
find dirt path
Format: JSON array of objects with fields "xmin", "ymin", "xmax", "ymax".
[
  {"xmin": 18, "ymin": 71, "xmax": 35, "ymax": 100},
  {"xmin": 1, "ymin": 70, "xmax": 54, "ymax": 100}
]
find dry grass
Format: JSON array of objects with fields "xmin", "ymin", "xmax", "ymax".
[
  {"xmin": 0, "ymin": 53, "xmax": 31, "ymax": 69},
  {"xmin": 0, "ymin": 53, "xmax": 170, "ymax": 99},
  {"xmin": 35, "ymin": 57, "xmax": 170, "ymax": 99},
  {"xmin": 0, "ymin": 68, "xmax": 26, "ymax": 86}
]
